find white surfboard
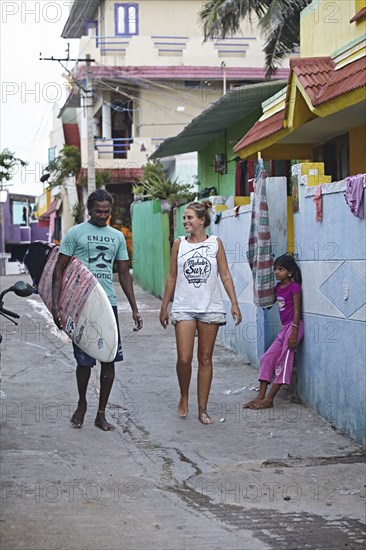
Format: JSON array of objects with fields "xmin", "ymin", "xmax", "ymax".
[{"xmin": 36, "ymin": 245, "xmax": 118, "ymax": 363}]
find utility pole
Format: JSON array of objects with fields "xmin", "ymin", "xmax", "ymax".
[
  {"xmin": 221, "ymin": 61, "xmax": 227, "ymax": 96},
  {"xmin": 40, "ymin": 46, "xmax": 96, "ymax": 195},
  {"xmin": 85, "ymin": 54, "xmax": 96, "ymax": 194}
]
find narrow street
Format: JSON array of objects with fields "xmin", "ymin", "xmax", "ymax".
[{"xmin": 1, "ymin": 274, "xmax": 365, "ymax": 550}]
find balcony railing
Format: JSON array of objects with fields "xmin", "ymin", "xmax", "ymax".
[{"xmin": 95, "ymin": 137, "xmax": 134, "ymax": 159}]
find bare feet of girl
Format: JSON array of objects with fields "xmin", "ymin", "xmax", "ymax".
[
  {"xmin": 251, "ymin": 399, "xmax": 273, "ymax": 409},
  {"xmin": 243, "ymin": 398, "xmax": 262, "ymax": 409}
]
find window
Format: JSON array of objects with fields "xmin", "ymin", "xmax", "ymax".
[
  {"xmin": 115, "ymin": 3, "xmax": 138, "ymax": 36},
  {"xmin": 48, "ymin": 147, "xmax": 56, "ymax": 163}
]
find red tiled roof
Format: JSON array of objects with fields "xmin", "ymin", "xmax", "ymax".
[
  {"xmin": 290, "ymin": 57, "xmax": 335, "ymax": 104},
  {"xmin": 233, "ymin": 56, "xmax": 365, "ymax": 154},
  {"xmin": 63, "ymin": 123, "xmax": 80, "ymax": 148},
  {"xmin": 74, "ymin": 65, "xmax": 289, "ymax": 82},
  {"xmin": 315, "ymin": 56, "xmax": 366, "ymax": 105},
  {"xmin": 233, "ymin": 109, "xmax": 285, "ymax": 153},
  {"xmin": 290, "ymin": 56, "xmax": 366, "ymax": 106}
]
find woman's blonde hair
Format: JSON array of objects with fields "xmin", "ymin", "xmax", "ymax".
[{"xmin": 185, "ymin": 201, "xmax": 212, "ymax": 227}]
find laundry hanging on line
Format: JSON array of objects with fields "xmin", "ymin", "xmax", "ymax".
[
  {"xmin": 246, "ymin": 167, "xmax": 275, "ymax": 308},
  {"xmin": 344, "ymin": 174, "xmax": 365, "ymax": 219}
]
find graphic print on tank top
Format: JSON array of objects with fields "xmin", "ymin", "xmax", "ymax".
[{"xmin": 182, "ymin": 242, "xmax": 216, "ymax": 288}]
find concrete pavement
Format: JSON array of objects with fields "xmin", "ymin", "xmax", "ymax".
[{"xmin": 0, "ymin": 273, "xmax": 365, "ymax": 549}]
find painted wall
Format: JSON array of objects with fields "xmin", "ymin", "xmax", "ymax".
[
  {"xmin": 91, "ymin": 0, "xmax": 265, "ymax": 68},
  {"xmin": 300, "ymin": 0, "xmax": 365, "ymax": 58},
  {"xmin": 210, "ymin": 177, "xmax": 288, "ymax": 364},
  {"xmin": 30, "ymin": 223, "xmax": 48, "ymax": 242},
  {"xmin": 131, "ymin": 199, "xmax": 170, "ymax": 297},
  {"xmin": 198, "ymin": 107, "xmax": 262, "ymax": 194},
  {"xmin": 294, "ymin": 179, "xmax": 366, "ymax": 445},
  {"xmin": 137, "ymin": 85, "xmax": 223, "ymax": 141}
]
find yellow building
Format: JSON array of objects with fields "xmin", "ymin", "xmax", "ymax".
[{"xmin": 234, "ymin": 0, "xmax": 366, "ymax": 180}]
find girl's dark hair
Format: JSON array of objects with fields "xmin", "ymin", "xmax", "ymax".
[
  {"xmin": 185, "ymin": 201, "xmax": 212, "ymax": 227},
  {"xmin": 87, "ymin": 189, "xmax": 113, "ymax": 211},
  {"xmin": 274, "ymin": 254, "xmax": 302, "ymax": 283}
]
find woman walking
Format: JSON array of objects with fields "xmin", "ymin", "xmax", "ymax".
[{"xmin": 160, "ymin": 201, "xmax": 242, "ymax": 424}]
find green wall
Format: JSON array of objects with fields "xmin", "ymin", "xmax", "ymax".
[
  {"xmin": 131, "ymin": 199, "xmax": 170, "ymax": 298},
  {"xmin": 198, "ymin": 106, "xmax": 262, "ymax": 195},
  {"xmin": 174, "ymin": 204, "xmax": 187, "ymax": 239}
]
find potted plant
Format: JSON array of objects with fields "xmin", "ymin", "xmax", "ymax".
[
  {"xmin": 138, "ymin": 161, "xmax": 195, "ymax": 209},
  {"xmin": 131, "ymin": 184, "xmax": 146, "ymax": 201}
]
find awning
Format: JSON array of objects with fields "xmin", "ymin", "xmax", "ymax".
[
  {"xmin": 39, "ymin": 198, "xmax": 62, "ymax": 220},
  {"xmin": 58, "ymin": 91, "xmax": 81, "ymax": 119},
  {"xmin": 150, "ymin": 80, "xmax": 287, "ymax": 160}
]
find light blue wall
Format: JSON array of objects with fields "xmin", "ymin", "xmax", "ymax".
[
  {"xmin": 211, "ymin": 177, "xmax": 288, "ymax": 365},
  {"xmin": 211, "ymin": 176, "xmax": 366, "ymax": 445},
  {"xmin": 295, "ymin": 180, "xmax": 366, "ymax": 445}
]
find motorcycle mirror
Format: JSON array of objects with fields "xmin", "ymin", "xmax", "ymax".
[{"xmin": 12, "ymin": 281, "xmax": 33, "ymax": 297}]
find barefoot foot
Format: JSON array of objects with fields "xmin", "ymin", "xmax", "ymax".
[
  {"xmin": 243, "ymin": 398, "xmax": 262, "ymax": 409},
  {"xmin": 94, "ymin": 411, "xmax": 115, "ymax": 431},
  {"xmin": 70, "ymin": 404, "xmax": 87, "ymax": 428},
  {"xmin": 199, "ymin": 411, "xmax": 214, "ymax": 425},
  {"xmin": 177, "ymin": 397, "xmax": 188, "ymax": 417},
  {"xmin": 251, "ymin": 399, "xmax": 273, "ymax": 410}
]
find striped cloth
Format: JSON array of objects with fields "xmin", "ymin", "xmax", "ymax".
[
  {"xmin": 38, "ymin": 246, "xmax": 98, "ymax": 329},
  {"xmin": 247, "ymin": 170, "xmax": 275, "ymax": 308}
]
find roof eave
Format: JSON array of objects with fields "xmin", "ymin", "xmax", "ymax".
[
  {"xmin": 150, "ymin": 80, "xmax": 287, "ymax": 160},
  {"xmin": 61, "ymin": 0, "xmax": 100, "ymax": 38}
]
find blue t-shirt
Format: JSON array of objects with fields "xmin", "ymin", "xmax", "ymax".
[{"xmin": 60, "ymin": 221, "xmax": 128, "ymax": 305}]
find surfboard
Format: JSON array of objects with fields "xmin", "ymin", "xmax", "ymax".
[{"xmin": 25, "ymin": 242, "xmax": 118, "ymax": 363}]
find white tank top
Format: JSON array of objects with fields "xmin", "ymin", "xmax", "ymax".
[{"xmin": 171, "ymin": 235, "xmax": 225, "ymax": 313}]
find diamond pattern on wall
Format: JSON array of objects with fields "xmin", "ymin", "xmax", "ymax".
[
  {"xmin": 229, "ymin": 262, "xmax": 249, "ymax": 300},
  {"xmin": 320, "ymin": 262, "xmax": 366, "ymax": 318}
]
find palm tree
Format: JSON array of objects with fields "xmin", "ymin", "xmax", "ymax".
[{"xmin": 199, "ymin": 0, "xmax": 312, "ymax": 77}]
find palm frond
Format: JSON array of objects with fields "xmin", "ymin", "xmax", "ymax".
[
  {"xmin": 199, "ymin": 0, "xmax": 312, "ymax": 77},
  {"xmin": 260, "ymin": 0, "xmax": 309, "ymax": 33},
  {"xmin": 263, "ymin": 18, "xmax": 300, "ymax": 77},
  {"xmin": 199, "ymin": 0, "xmax": 270, "ymax": 39}
]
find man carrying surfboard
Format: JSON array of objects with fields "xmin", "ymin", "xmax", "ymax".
[{"xmin": 52, "ymin": 189, "xmax": 143, "ymax": 431}]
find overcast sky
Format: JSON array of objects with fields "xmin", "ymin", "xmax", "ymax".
[{"xmin": 0, "ymin": 1, "xmax": 79, "ymax": 196}]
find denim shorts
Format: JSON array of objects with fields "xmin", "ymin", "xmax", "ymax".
[
  {"xmin": 170, "ymin": 311, "xmax": 226, "ymax": 326},
  {"xmin": 72, "ymin": 305, "xmax": 123, "ymax": 367}
]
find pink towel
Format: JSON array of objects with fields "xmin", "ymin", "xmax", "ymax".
[
  {"xmin": 313, "ymin": 185, "xmax": 323, "ymax": 222},
  {"xmin": 344, "ymin": 174, "xmax": 365, "ymax": 219}
]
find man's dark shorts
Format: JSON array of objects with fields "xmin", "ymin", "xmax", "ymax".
[{"xmin": 72, "ymin": 306, "xmax": 123, "ymax": 367}]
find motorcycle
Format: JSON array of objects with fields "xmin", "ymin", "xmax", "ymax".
[{"xmin": 0, "ymin": 281, "xmax": 33, "ymax": 398}]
